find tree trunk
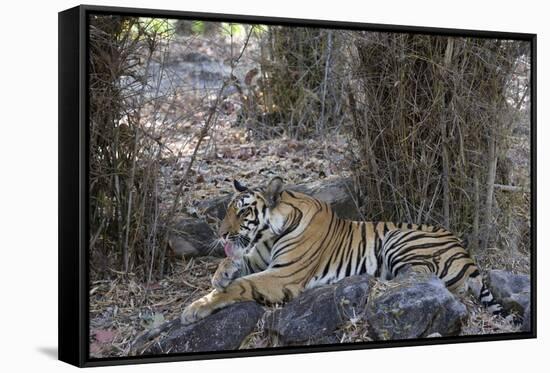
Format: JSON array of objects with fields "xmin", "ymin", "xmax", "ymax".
[
  {"xmin": 481, "ymin": 136, "xmax": 498, "ymax": 250},
  {"xmin": 438, "ymin": 38, "xmax": 454, "ymax": 229},
  {"xmin": 472, "ymin": 175, "xmax": 480, "ymax": 250}
]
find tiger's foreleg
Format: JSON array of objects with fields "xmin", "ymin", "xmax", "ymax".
[
  {"xmin": 181, "ymin": 270, "xmax": 302, "ymax": 325},
  {"xmin": 211, "ymin": 257, "xmax": 245, "ymax": 291},
  {"xmin": 211, "ymin": 242, "xmax": 274, "ymax": 291}
]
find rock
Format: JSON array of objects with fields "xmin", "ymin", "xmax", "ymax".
[
  {"xmin": 291, "ymin": 177, "xmax": 360, "ymax": 221},
  {"xmin": 172, "ymin": 177, "xmax": 360, "ymax": 258},
  {"xmin": 522, "ymin": 303, "xmax": 532, "ymax": 332},
  {"xmin": 180, "ymin": 52, "xmax": 213, "ymax": 63},
  {"xmin": 143, "ymin": 302, "xmax": 264, "ymax": 354},
  {"xmin": 486, "ymin": 270, "xmax": 530, "ymax": 316},
  {"xmin": 366, "ymin": 273, "xmax": 467, "ymax": 340},
  {"xmin": 265, "ymin": 275, "xmax": 373, "ymax": 344},
  {"xmin": 197, "ymin": 177, "xmax": 360, "ymax": 221},
  {"xmin": 426, "ymin": 332, "xmax": 442, "ymax": 338},
  {"xmin": 197, "ymin": 195, "xmax": 231, "ymax": 221},
  {"xmin": 168, "ymin": 217, "xmax": 223, "ymax": 257}
]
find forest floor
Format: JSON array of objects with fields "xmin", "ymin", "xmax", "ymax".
[
  {"xmin": 89, "ymin": 252, "xmax": 524, "ymax": 358},
  {"xmin": 88, "ymin": 117, "xmax": 528, "ymax": 357},
  {"xmin": 88, "ymin": 31, "xmax": 530, "ymax": 358}
]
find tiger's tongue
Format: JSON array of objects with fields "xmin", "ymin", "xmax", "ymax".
[{"xmin": 224, "ymin": 241, "xmax": 234, "ymax": 257}]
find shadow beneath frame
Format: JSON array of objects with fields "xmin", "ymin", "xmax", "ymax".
[{"xmin": 37, "ymin": 346, "xmax": 58, "ymax": 360}]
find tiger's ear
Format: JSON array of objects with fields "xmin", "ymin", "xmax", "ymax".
[
  {"xmin": 233, "ymin": 179, "xmax": 248, "ymax": 193},
  {"xmin": 263, "ymin": 176, "xmax": 284, "ymax": 208}
]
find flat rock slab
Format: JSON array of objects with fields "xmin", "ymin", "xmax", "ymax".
[
  {"xmin": 171, "ymin": 178, "xmax": 359, "ymax": 258},
  {"xmin": 486, "ymin": 269, "xmax": 530, "ymax": 317},
  {"xmin": 197, "ymin": 177, "xmax": 360, "ymax": 221},
  {"xmin": 366, "ymin": 273, "xmax": 467, "ymax": 340},
  {"xmin": 168, "ymin": 217, "xmax": 222, "ymax": 257},
  {"xmin": 143, "ymin": 302, "xmax": 264, "ymax": 354},
  {"xmin": 265, "ymin": 275, "xmax": 374, "ymax": 344}
]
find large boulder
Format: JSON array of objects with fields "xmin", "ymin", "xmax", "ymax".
[
  {"xmin": 197, "ymin": 177, "xmax": 360, "ymax": 221},
  {"xmin": 142, "ymin": 302, "xmax": 264, "ymax": 354},
  {"xmin": 486, "ymin": 269, "xmax": 530, "ymax": 317},
  {"xmin": 172, "ymin": 177, "xmax": 359, "ymax": 258},
  {"xmin": 291, "ymin": 177, "xmax": 360, "ymax": 221},
  {"xmin": 167, "ymin": 217, "xmax": 223, "ymax": 257},
  {"xmin": 265, "ymin": 275, "xmax": 374, "ymax": 344},
  {"xmin": 366, "ymin": 273, "xmax": 467, "ymax": 340}
]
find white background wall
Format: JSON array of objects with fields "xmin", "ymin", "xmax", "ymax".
[{"xmin": 0, "ymin": 0, "xmax": 546, "ymax": 371}]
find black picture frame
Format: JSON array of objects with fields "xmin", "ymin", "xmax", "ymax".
[{"xmin": 59, "ymin": 4, "xmax": 537, "ymax": 367}]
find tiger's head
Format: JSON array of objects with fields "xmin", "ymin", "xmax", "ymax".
[{"xmin": 218, "ymin": 177, "xmax": 284, "ymax": 258}]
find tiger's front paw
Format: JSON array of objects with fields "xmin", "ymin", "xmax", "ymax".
[
  {"xmin": 212, "ymin": 258, "xmax": 241, "ymax": 292},
  {"xmin": 180, "ymin": 295, "xmax": 214, "ymax": 325}
]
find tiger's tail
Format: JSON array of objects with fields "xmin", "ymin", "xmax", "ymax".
[{"xmin": 466, "ymin": 270, "xmax": 504, "ymax": 316}]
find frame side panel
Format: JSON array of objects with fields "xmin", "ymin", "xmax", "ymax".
[
  {"xmin": 530, "ymin": 34, "xmax": 537, "ymax": 337},
  {"xmin": 58, "ymin": 6, "xmax": 83, "ymax": 367}
]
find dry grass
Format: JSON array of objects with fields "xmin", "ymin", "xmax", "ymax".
[
  {"xmin": 473, "ymin": 246, "xmax": 530, "ymax": 275},
  {"xmin": 346, "ymin": 33, "xmax": 531, "ymax": 254},
  {"xmin": 89, "ymin": 256, "xmax": 220, "ymax": 358},
  {"xmin": 458, "ymin": 293, "xmax": 521, "ymax": 336}
]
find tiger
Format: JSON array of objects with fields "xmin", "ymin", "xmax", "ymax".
[{"xmin": 180, "ymin": 176, "xmax": 503, "ymax": 325}]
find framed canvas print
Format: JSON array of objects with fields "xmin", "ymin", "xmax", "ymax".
[{"xmin": 58, "ymin": 5, "xmax": 536, "ymax": 367}]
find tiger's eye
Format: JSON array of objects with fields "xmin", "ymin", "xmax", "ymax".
[{"xmin": 237, "ymin": 208, "xmax": 249, "ymax": 217}]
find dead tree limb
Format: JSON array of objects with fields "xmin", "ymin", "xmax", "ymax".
[{"xmin": 493, "ymin": 184, "xmax": 529, "ymax": 193}]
